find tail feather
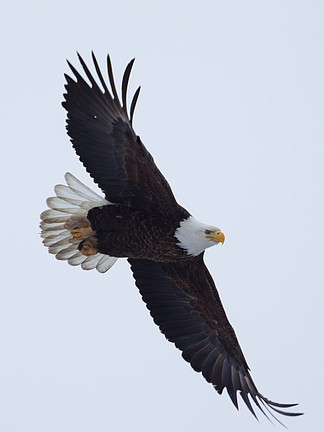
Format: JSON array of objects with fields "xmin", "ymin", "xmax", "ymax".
[
  {"xmin": 96, "ymin": 255, "xmax": 117, "ymax": 273},
  {"xmin": 40, "ymin": 173, "xmax": 118, "ymax": 273},
  {"xmin": 64, "ymin": 172, "xmax": 104, "ymax": 201},
  {"xmin": 56, "ymin": 245, "xmax": 78, "ymax": 260},
  {"xmin": 43, "ymin": 231, "xmax": 71, "ymax": 247},
  {"xmin": 68, "ymin": 253, "xmax": 86, "ymax": 266},
  {"xmin": 46, "ymin": 197, "xmax": 83, "ymax": 212}
]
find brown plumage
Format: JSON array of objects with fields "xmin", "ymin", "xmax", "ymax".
[{"xmin": 88, "ymin": 205, "xmax": 190, "ymax": 261}]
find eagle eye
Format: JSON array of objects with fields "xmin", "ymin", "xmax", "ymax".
[{"xmin": 205, "ymin": 229, "xmax": 213, "ymax": 235}]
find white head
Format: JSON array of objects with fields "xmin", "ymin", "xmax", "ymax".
[{"xmin": 174, "ymin": 216, "xmax": 225, "ymax": 256}]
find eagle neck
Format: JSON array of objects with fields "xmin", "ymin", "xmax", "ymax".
[{"xmin": 174, "ymin": 216, "xmax": 212, "ymax": 257}]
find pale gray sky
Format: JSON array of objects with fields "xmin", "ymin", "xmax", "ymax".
[{"xmin": 1, "ymin": 1, "xmax": 323, "ymax": 431}]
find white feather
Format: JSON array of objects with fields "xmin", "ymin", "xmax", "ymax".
[
  {"xmin": 43, "ymin": 231, "xmax": 71, "ymax": 246},
  {"xmin": 40, "ymin": 223, "xmax": 66, "ymax": 237},
  {"xmin": 96, "ymin": 256, "xmax": 118, "ymax": 273},
  {"xmin": 56, "ymin": 245, "xmax": 79, "ymax": 260},
  {"xmin": 81, "ymin": 255, "xmax": 100, "ymax": 270},
  {"xmin": 174, "ymin": 216, "xmax": 220, "ymax": 256},
  {"xmin": 40, "ymin": 173, "xmax": 118, "ymax": 273},
  {"xmin": 65, "ymin": 172, "xmax": 103, "ymax": 200},
  {"xmin": 68, "ymin": 252, "xmax": 86, "ymax": 266}
]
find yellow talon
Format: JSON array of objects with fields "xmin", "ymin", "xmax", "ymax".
[
  {"xmin": 70, "ymin": 226, "xmax": 93, "ymax": 240},
  {"xmin": 79, "ymin": 239, "xmax": 98, "ymax": 256}
]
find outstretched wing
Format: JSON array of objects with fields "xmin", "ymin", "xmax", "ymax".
[
  {"xmin": 62, "ymin": 53, "xmax": 180, "ymax": 214},
  {"xmin": 128, "ymin": 255, "xmax": 302, "ymax": 424}
]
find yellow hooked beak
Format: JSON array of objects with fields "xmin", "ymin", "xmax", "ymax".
[{"xmin": 210, "ymin": 230, "xmax": 225, "ymax": 244}]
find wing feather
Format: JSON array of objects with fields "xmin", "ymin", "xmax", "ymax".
[
  {"xmin": 107, "ymin": 54, "xmax": 119, "ymax": 102},
  {"xmin": 62, "ymin": 54, "xmax": 183, "ymax": 215},
  {"xmin": 128, "ymin": 256, "xmax": 302, "ymax": 424},
  {"xmin": 121, "ymin": 58, "xmax": 135, "ymax": 117},
  {"xmin": 91, "ymin": 51, "xmax": 109, "ymax": 93}
]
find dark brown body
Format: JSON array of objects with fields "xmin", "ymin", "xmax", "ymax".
[{"xmin": 88, "ymin": 205, "xmax": 189, "ymax": 261}]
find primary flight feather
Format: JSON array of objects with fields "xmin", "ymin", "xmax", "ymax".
[{"xmin": 40, "ymin": 53, "xmax": 302, "ymax": 424}]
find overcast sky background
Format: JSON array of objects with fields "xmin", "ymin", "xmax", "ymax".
[{"xmin": 1, "ymin": 1, "xmax": 323, "ymax": 431}]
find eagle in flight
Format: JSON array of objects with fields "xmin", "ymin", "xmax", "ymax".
[{"xmin": 40, "ymin": 53, "xmax": 302, "ymax": 425}]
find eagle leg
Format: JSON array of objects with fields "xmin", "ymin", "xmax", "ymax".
[
  {"xmin": 78, "ymin": 239, "xmax": 98, "ymax": 256},
  {"xmin": 70, "ymin": 226, "xmax": 93, "ymax": 240}
]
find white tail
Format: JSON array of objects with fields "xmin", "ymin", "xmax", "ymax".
[{"xmin": 40, "ymin": 173, "xmax": 118, "ymax": 273}]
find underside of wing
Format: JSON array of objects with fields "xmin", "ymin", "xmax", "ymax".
[
  {"xmin": 128, "ymin": 256, "xmax": 302, "ymax": 425},
  {"xmin": 62, "ymin": 53, "xmax": 180, "ymax": 214}
]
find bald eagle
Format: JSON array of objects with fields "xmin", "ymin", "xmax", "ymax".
[{"xmin": 40, "ymin": 53, "xmax": 302, "ymax": 424}]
